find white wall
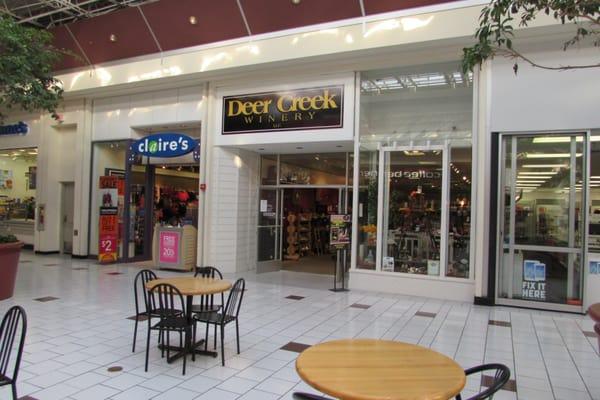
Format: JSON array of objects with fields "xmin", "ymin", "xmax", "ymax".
[
  {"xmin": 490, "ymin": 47, "xmax": 600, "ymax": 132},
  {"xmin": 92, "ymin": 86, "xmax": 205, "ymax": 141}
]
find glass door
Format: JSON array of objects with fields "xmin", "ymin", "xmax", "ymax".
[
  {"xmin": 257, "ymin": 188, "xmax": 281, "ymax": 263},
  {"xmin": 380, "ymin": 147, "xmax": 447, "ymax": 275},
  {"xmin": 497, "ymin": 133, "xmax": 587, "ymax": 311}
]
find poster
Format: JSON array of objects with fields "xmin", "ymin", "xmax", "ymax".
[
  {"xmin": 330, "ymin": 214, "xmax": 351, "ymax": 247},
  {"xmin": 159, "ymin": 230, "xmax": 180, "ymax": 265},
  {"xmin": 383, "ymin": 256, "xmax": 395, "ymax": 272},
  {"xmin": 522, "ymin": 259, "xmax": 546, "ymax": 300},
  {"xmin": 98, "ymin": 208, "xmax": 118, "ymax": 263}
]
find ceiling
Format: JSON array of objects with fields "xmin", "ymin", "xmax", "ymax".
[{"xmin": 1, "ymin": 0, "xmax": 458, "ymax": 71}]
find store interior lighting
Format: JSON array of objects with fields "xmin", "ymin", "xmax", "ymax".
[
  {"xmin": 525, "ymin": 153, "xmax": 582, "ymax": 158},
  {"xmin": 532, "ymin": 136, "xmax": 600, "ymax": 143},
  {"xmin": 361, "ymin": 70, "xmax": 473, "ymax": 93}
]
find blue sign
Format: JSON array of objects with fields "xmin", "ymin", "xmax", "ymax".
[
  {"xmin": 132, "ymin": 133, "xmax": 196, "ymax": 158},
  {"xmin": 0, "ymin": 122, "xmax": 28, "ymax": 136}
]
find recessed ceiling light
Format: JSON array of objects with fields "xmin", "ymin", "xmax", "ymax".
[
  {"xmin": 109, "ymin": 34, "xmax": 117, "ymax": 42},
  {"xmin": 189, "ymin": 16, "xmax": 197, "ymax": 25},
  {"xmin": 291, "ymin": 0, "xmax": 301, "ymax": 4}
]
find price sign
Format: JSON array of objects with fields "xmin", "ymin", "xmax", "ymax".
[{"xmin": 99, "ymin": 234, "xmax": 117, "ymax": 263}]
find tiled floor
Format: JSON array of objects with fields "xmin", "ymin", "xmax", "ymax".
[{"xmin": 1, "ymin": 252, "xmax": 598, "ymax": 400}]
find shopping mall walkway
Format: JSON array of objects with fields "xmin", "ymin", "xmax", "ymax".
[{"xmin": 0, "ymin": 252, "xmax": 598, "ymax": 400}]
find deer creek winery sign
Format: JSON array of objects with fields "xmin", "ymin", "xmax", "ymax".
[
  {"xmin": 132, "ymin": 133, "xmax": 196, "ymax": 158},
  {"xmin": 222, "ymin": 85, "xmax": 344, "ymax": 134}
]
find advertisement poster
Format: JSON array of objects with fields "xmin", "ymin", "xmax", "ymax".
[
  {"xmin": 98, "ymin": 208, "xmax": 118, "ymax": 263},
  {"xmin": 522, "ymin": 259, "xmax": 546, "ymax": 300},
  {"xmin": 330, "ymin": 214, "xmax": 351, "ymax": 247},
  {"xmin": 159, "ymin": 230, "xmax": 180, "ymax": 265},
  {"xmin": 222, "ymin": 85, "xmax": 344, "ymax": 134}
]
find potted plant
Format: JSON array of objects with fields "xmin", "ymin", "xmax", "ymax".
[{"xmin": 0, "ymin": 234, "xmax": 23, "ymax": 300}]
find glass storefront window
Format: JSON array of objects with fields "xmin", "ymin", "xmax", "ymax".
[
  {"xmin": 358, "ymin": 62, "xmax": 473, "ymax": 278},
  {"xmin": 279, "ymin": 153, "xmax": 346, "ymax": 185},
  {"xmin": 261, "ymin": 155, "xmax": 277, "ymax": 185},
  {"xmin": 0, "ymin": 148, "xmax": 37, "ymax": 242},
  {"xmin": 356, "ymin": 147, "xmax": 378, "ymax": 269},
  {"xmin": 590, "ymin": 132, "xmax": 600, "ymax": 253},
  {"xmin": 448, "ymin": 147, "xmax": 471, "ymax": 278}
]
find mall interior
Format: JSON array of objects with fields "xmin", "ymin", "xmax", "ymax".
[{"xmin": 0, "ymin": 0, "xmax": 599, "ymax": 399}]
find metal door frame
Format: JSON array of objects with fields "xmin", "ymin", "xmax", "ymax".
[{"xmin": 495, "ymin": 130, "xmax": 589, "ymax": 313}]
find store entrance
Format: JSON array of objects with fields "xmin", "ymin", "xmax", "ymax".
[
  {"xmin": 125, "ymin": 162, "xmax": 199, "ymax": 263},
  {"xmin": 496, "ymin": 133, "xmax": 586, "ymax": 312}
]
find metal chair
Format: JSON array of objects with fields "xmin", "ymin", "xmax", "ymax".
[
  {"xmin": 192, "ymin": 266, "xmax": 224, "ymax": 314},
  {"xmin": 132, "ymin": 269, "xmax": 161, "ymax": 352},
  {"xmin": 194, "ymin": 278, "xmax": 245, "ymax": 366},
  {"xmin": 145, "ymin": 283, "xmax": 194, "ymax": 375},
  {"xmin": 0, "ymin": 306, "xmax": 27, "ymax": 400},
  {"xmin": 293, "ymin": 393, "xmax": 331, "ymax": 400},
  {"xmin": 456, "ymin": 363, "xmax": 511, "ymax": 400}
]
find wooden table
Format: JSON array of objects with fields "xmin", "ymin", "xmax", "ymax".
[
  {"xmin": 146, "ymin": 276, "xmax": 232, "ymax": 361},
  {"xmin": 295, "ymin": 339, "xmax": 466, "ymax": 400}
]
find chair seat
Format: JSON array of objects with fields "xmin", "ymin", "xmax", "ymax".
[
  {"xmin": 194, "ymin": 312, "xmax": 236, "ymax": 325},
  {"xmin": 152, "ymin": 316, "xmax": 192, "ymax": 330},
  {"xmin": 146, "ymin": 308, "xmax": 182, "ymax": 318},
  {"xmin": 191, "ymin": 304, "xmax": 221, "ymax": 314},
  {"xmin": 0, "ymin": 373, "xmax": 11, "ymax": 385}
]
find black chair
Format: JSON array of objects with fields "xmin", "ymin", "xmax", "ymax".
[
  {"xmin": 132, "ymin": 269, "xmax": 159, "ymax": 352},
  {"xmin": 192, "ymin": 266, "xmax": 224, "ymax": 314},
  {"xmin": 0, "ymin": 306, "xmax": 27, "ymax": 400},
  {"xmin": 145, "ymin": 283, "xmax": 194, "ymax": 375},
  {"xmin": 456, "ymin": 363, "xmax": 511, "ymax": 400},
  {"xmin": 293, "ymin": 393, "xmax": 331, "ymax": 400},
  {"xmin": 194, "ymin": 278, "xmax": 245, "ymax": 366}
]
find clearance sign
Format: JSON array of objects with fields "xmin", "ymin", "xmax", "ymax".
[{"xmin": 222, "ymin": 85, "xmax": 344, "ymax": 134}]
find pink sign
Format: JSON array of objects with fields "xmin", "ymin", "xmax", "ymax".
[{"xmin": 159, "ymin": 231, "xmax": 180, "ymax": 264}]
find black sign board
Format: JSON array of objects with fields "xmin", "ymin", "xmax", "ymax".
[{"xmin": 222, "ymin": 85, "xmax": 344, "ymax": 134}]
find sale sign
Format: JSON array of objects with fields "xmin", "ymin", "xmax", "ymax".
[
  {"xmin": 99, "ymin": 208, "xmax": 119, "ymax": 263},
  {"xmin": 159, "ymin": 231, "xmax": 180, "ymax": 265}
]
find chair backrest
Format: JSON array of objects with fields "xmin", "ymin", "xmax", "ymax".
[
  {"xmin": 222, "ymin": 278, "xmax": 245, "ymax": 321},
  {"xmin": 459, "ymin": 363, "xmax": 511, "ymax": 400},
  {"xmin": 133, "ymin": 269, "xmax": 158, "ymax": 314},
  {"xmin": 194, "ymin": 266, "xmax": 223, "ymax": 279},
  {"xmin": 150, "ymin": 283, "xmax": 186, "ymax": 318},
  {"xmin": 0, "ymin": 306, "xmax": 27, "ymax": 382}
]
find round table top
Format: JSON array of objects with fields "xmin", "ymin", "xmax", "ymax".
[
  {"xmin": 146, "ymin": 276, "xmax": 231, "ymax": 296},
  {"xmin": 295, "ymin": 339, "xmax": 466, "ymax": 400}
]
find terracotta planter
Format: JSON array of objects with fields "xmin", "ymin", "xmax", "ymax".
[{"xmin": 0, "ymin": 241, "xmax": 23, "ymax": 301}]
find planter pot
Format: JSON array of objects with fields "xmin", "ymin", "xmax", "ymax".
[{"xmin": 0, "ymin": 241, "xmax": 23, "ymax": 300}]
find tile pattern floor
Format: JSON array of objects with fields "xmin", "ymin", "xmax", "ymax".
[{"xmin": 0, "ymin": 252, "xmax": 598, "ymax": 400}]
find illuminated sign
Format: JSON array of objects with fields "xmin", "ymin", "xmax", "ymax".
[
  {"xmin": 222, "ymin": 85, "xmax": 344, "ymax": 134},
  {"xmin": 132, "ymin": 133, "xmax": 196, "ymax": 158}
]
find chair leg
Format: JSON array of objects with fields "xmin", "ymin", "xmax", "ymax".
[
  {"xmin": 220, "ymin": 324, "xmax": 225, "ymax": 366},
  {"xmin": 11, "ymin": 382, "xmax": 17, "ymax": 400},
  {"xmin": 183, "ymin": 328, "xmax": 189, "ymax": 376},
  {"xmin": 144, "ymin": 327, "xmax": 151, "ymax": 372},
  {"xmin": 235, "ymin": 320, "xmax": 240, "ymax": 354},
  {"xmin": 192, "ymin": 323, "xmax": 197, "ymax": 362},
  {"xmin": 214, "ymin": 323, "xmax": 217, "ymax": 349},
  {"xmin": 204, "ymin": 322, "xmax": 209, "ymax": 351},
  {"xmin": 166, "ymin": 331, "xmax": 171, "ymax": 359},
  {"xmin": 132, "ymin": 317, "xmax": 139, "ymax": 353}
]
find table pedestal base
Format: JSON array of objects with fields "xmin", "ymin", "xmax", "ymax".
[{"xmin": 159, "ymin": 339, "xmax": 218, "ymax": 363}]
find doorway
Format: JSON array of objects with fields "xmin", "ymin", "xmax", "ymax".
[
  {"xmin": 60, "ymin": 182, "xmax": 75, "ymax": 254},
  {"xmin": 496, "ymin": 132, "xmax": 587, "ymax": 312}
]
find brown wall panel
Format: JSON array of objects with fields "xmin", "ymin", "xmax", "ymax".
[
  {"xmin": 364, "ymin": 0, "xmax": 458, "ymax": 15},
  {"xmin": 50, "ymin": 26, "xmax": 88, "ymax": 71}
]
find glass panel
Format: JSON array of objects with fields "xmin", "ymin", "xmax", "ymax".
[
  {"xmin": 129, "ymin": 164, "xmax": 147, "ymax": 258},
  {"xmin": 502, "ymin": 137, "xmax": 513, "ymax": 247},
  {"xmin": 499, "ymin": 249, "xmax": 582, "ymax": 305},
  {"xmin": 258, "ymin": 189, "xmax": 279, "ymax": 262},
  {"xmin": 258, "ymin": 227, "xmax": 278, "ymax": 261},
  {"xmin": 590, "ymin": 132, "xmax": 600, "ymax": 253},
  {"xmin": 356, "ymin": 148, "xmax": 378, "ymax": 269},
  {"xmin": 89, "ymin": 141, "xmax": 127, "ymax": 259},
  {"xmin": 258, "ymin": 189, "xmax": 278, "ymax": 226},
  {"xmin": 260, "ymin": 155, "xmax": 278, "ymax": 185},
  {"xmin": 447, "ymin": 147, "xmax": 471, "ymax": 278},
  {"xmin": 383, "ymin": 150, "xmax": 443, "ymax": 275},
  {"xmin": 279, "ymin": 153, "xmax": 346, "ymax": 185},
  {"xmin": 514, "ymin": 136, "xmax": 583, "ymax": 247}
]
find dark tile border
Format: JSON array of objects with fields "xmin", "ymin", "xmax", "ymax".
[
  {"xmin": 19, "ymin": 260, "xmax": 32, "ymax": 264},
  {"xmin": 42, "ymin": 263, "xmax": 60, "ymax": 267},
  {"xmin": 350, "ymin": 303, "xmax": 371, "ymax": 309},
  {"xmin": 489, "ymin": 320, "xmax": 512, "ymax": 327},
  {"xmin": 281, "ymin": 342, "xmax": 311, "ymax": 353},
  {"xmin": 583, "ymin": 331, "xmax": 598, "ymax": 338},
  {"xmin": 415, "ymin": 311, "xmax": 436, "ymax": 318},
  {"xmin": 106, "ymin": 272, "xmax": 123, "ymax": 275},
  {"xmin": 72, "ymin": 267, "xmax": 88, "ymax": 271},
  {"xmin": 34, "ymin": 296, "xmax": 59, "ymax": 302},
  {"xmin": 107, "ymin": 366, "xmax": 123, "ymax": 372},
  {"xmin": 285, "ymin": 295, "xmax": 305, "ymax": 300},
  {"xmin": 481, "ymin": 375, "xmax": 517, "ymax": 392}
]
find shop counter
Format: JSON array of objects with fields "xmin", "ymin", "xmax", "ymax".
[{"xmin": 152, "ymin": 224, "xmax": 197, "ymax": 271}]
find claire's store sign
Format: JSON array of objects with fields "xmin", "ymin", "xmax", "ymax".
[
  {"xmin": 0, "ymin": 121, "xmax": 28, "ymax": 136},
  {"xmin": 133, "ymin": 133, "xmax": 196, "ymax": 158},
  {"xmin": 222, "ymin": 85, "xmax": 344, "ymax": 134}
]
